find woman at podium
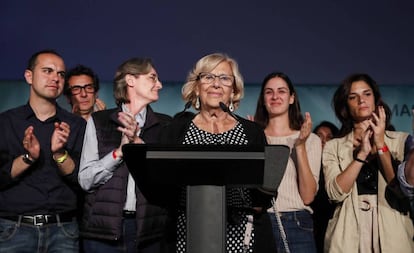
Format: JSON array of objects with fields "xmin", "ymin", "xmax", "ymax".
[{"xmin": 160, "ymin": 53, "xmax": 276, "ymax": 253}]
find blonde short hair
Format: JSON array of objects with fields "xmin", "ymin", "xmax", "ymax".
[{"xmin": 182, "ymin": 53, "xmax": 244, "ymax": 111}]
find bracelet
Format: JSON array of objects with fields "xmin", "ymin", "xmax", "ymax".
[
  {"xmin": 112, "ymin": 149, "xmax": 123, "ymax": 161},
  {"xmin": 22, "ymin": 153, "xmax": 35, "ymax": 165},
  {"xmin": 355, "ymin": 157, "xmax": 368, "ymax": 164},
  {"xmin": 53, "ymin": 150, "xmax": 68, "ymax": 163},
  {"xmin": 377, "ymin": 145, "xmax": 389, "ymax": 155}
]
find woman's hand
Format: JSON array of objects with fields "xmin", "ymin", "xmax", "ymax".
[
  {"xmin": 117, "ymin": 112, "xmax": 140, "ymax": 143},
  {"xmin": 295, "ymin": 112, "xmax": 312, "ymax": 147},
  {"xmin": 358, "ymin": 127, "xmax": 373, "ymax": 159},
  {"xmin": 368, "ymin": 106, "xmax": 386, "ymax": 148}
]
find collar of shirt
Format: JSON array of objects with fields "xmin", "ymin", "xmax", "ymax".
[
  {"xmin": 22, "ymin": 102, "xmax": 66, "ymax": 123},
  {"xmin": 121, "ymin": 103, "xmax": 147, "ymax": 128}
]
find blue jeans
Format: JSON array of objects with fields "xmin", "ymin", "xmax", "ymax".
[
  {"xmin": 0, "ymin": 217, "xmax": 79, "ymax": 253},
  {"xmin": 269, "ymin": 210, "xmax": 316, "ymax": 253}
]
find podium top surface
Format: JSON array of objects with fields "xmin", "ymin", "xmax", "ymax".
[
  {"xmin": 122, "ymin": 144, "xmax": 289, "ymax": 187},
  {"xmin": 142, "ymin": 144, "xmax": 265, "ymax": 160}
]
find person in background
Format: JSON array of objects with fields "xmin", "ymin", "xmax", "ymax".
[
  {"xmin": 0, "ymin": 49, "xmax": 86, "ymax": 252},
  {"xmin": 160, "ymin": 53, "xmax": 276, "ymax": 253},
  {"xmin": 396, "ymin": 108, "xmax": 414, "ymax": 223},
  {"xmin": 313, "ymin": 121, "xmax": 339, "ymax": 149},
  {"xmin": 310, "ymin": 121, "xmax": 339, "ymax": 253},
  {"xmin": 397, "ymin": 148, "xmax": 414, "ymax": 227},
  {"xmin": 254, "ymin": 72, "xmax": 321, "ymax": 253},
  {"xmin": 64, "ymin": 64, "xmax": 106, "ymax": 120},
  {"xmin": 78, "ymin": 58, "xmax": 172, "ymax": 253},
  {"xmin": 323, "ymin": 73, "xmax": 414, "ymax": 252},
  {"xmin": 398, "ymin": 148, "xmax": 414, "ymax": 197}
]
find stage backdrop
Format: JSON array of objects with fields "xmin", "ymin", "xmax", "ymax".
[{"xmin": 1, "ymin": 81, "xmax": 413, "ymax": 134}]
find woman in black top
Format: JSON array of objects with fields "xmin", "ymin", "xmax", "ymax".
[{"xmin": 160, "ymin": 53, "xmax": 275, "ymax": 253}]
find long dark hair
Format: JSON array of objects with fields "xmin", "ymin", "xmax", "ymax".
[
  {"xmin": 333, "ymin": 73, "xmax": 392, "ymax": 137},
  {"xmin": 254, "ymin": 72, "xmax": 303, "ymax": 130}
]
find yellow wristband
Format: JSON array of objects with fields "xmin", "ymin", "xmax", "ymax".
[{"xmin": 53, "ymin": 150, "xmax": 68, "ymax": 163}]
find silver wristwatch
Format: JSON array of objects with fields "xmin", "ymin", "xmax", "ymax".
[{"xmin": 22, "ymin": 153, "xmax": 35, "ymax": 165}]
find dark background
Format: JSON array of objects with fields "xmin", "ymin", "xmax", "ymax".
[{"xmin": 1, "ymin": 0, "xmax": 413, "ymax": 85}]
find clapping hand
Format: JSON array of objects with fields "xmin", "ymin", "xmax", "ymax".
[
  {"xmin": 368, "ymin": 106, "xmax": 386, "ymax": 148},
  {"xmin": 295, "ymin": 112, "xmax": 312, "ymax": 147},
  {"xmin": 94, "ymin": 98, "xmax": 106, "ymax": 112},
  {"xmin": 22, "ymin": 126, "xmax": 40, "ymax": 160},
  {"xmin": 117, "ymin": 112, "xmax": 139, "ymax": 142},
  {"xmin": 51, "ymin": 122, "xmax": 70, "ymax": 153}
]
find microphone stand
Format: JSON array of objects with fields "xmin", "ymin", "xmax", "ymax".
[{"xmin": 174, "ymin": 101, "xmax": 193, "ymax": 118}]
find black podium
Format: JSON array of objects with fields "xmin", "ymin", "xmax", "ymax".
[{"xmin": 123, "ymin": 144, "xmax": 289, "ymax": 253}]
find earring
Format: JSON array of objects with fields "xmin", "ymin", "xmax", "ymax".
[
  {"xmin": 195, "ymin": 96, "xmax": 200, "ymax": 110},
  {"xmin": 229, "ymin": 99, "xmax": 234, "ymax": 112}
]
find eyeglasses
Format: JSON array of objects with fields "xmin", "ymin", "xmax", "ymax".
[
  {"xmin": 127, "ymin": 73, "xmax": 160, "ymax": 84},
  {"xmin": 146, "ymin": 73, "xmax": 160, "ymax": 84},
  {"xmin": 69, "ymin": 84, "xmax": 95, "ymax": 95},
  {"xmin": 197, "ymin": 73, "xmax": 235, "ymax": 87}
]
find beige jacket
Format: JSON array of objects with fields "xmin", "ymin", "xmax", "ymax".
[{"xmin": 323, "ymin": 131, "xmax": 414, "ymax": 253}]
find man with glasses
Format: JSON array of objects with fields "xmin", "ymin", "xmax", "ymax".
[{"xmin": 64, "ymin": 64, "xmax": 106, "ymax": 120}]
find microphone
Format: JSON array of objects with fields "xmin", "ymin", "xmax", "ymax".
[
  {"xmin": 182, "ymin": 101, "xmax": 192, "ymax": 112},
  {"xmin": 174, "ymin": 101, "xmax": 193, "ymax": 118},
  {"xmin": 219, "ymin": 102, "xmax": 238, "ymax": 121}
]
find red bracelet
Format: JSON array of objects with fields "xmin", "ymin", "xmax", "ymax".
[
  {"xmin": 377, "ymin": 145, "xmax": 389, "ymax": 155},
  {"xmin": 112, "ymin": 149, "xmax": 118, "ymax": 159}
]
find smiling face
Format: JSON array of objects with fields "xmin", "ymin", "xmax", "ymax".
[
  {"xmin": 196, "ymin": 61, "xmax": 234, "ymax": 111},
  {"xmin": 128, "ymin": 67, "xmax": 162, "ymax": 104},
  {"xmin": 347, "ymin": 80, "xmax": 376, "ymax": 122},
  {"xmin": 24, "ymin": 53, "xmax": 65, "ymax": 101},
  {"xmin": 67, "ymin": 74, "xmax": 97, "ymax": 116},
  {"xmin": 263, "ymin": 76, "xmax": 294, "ymax": 117}
]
